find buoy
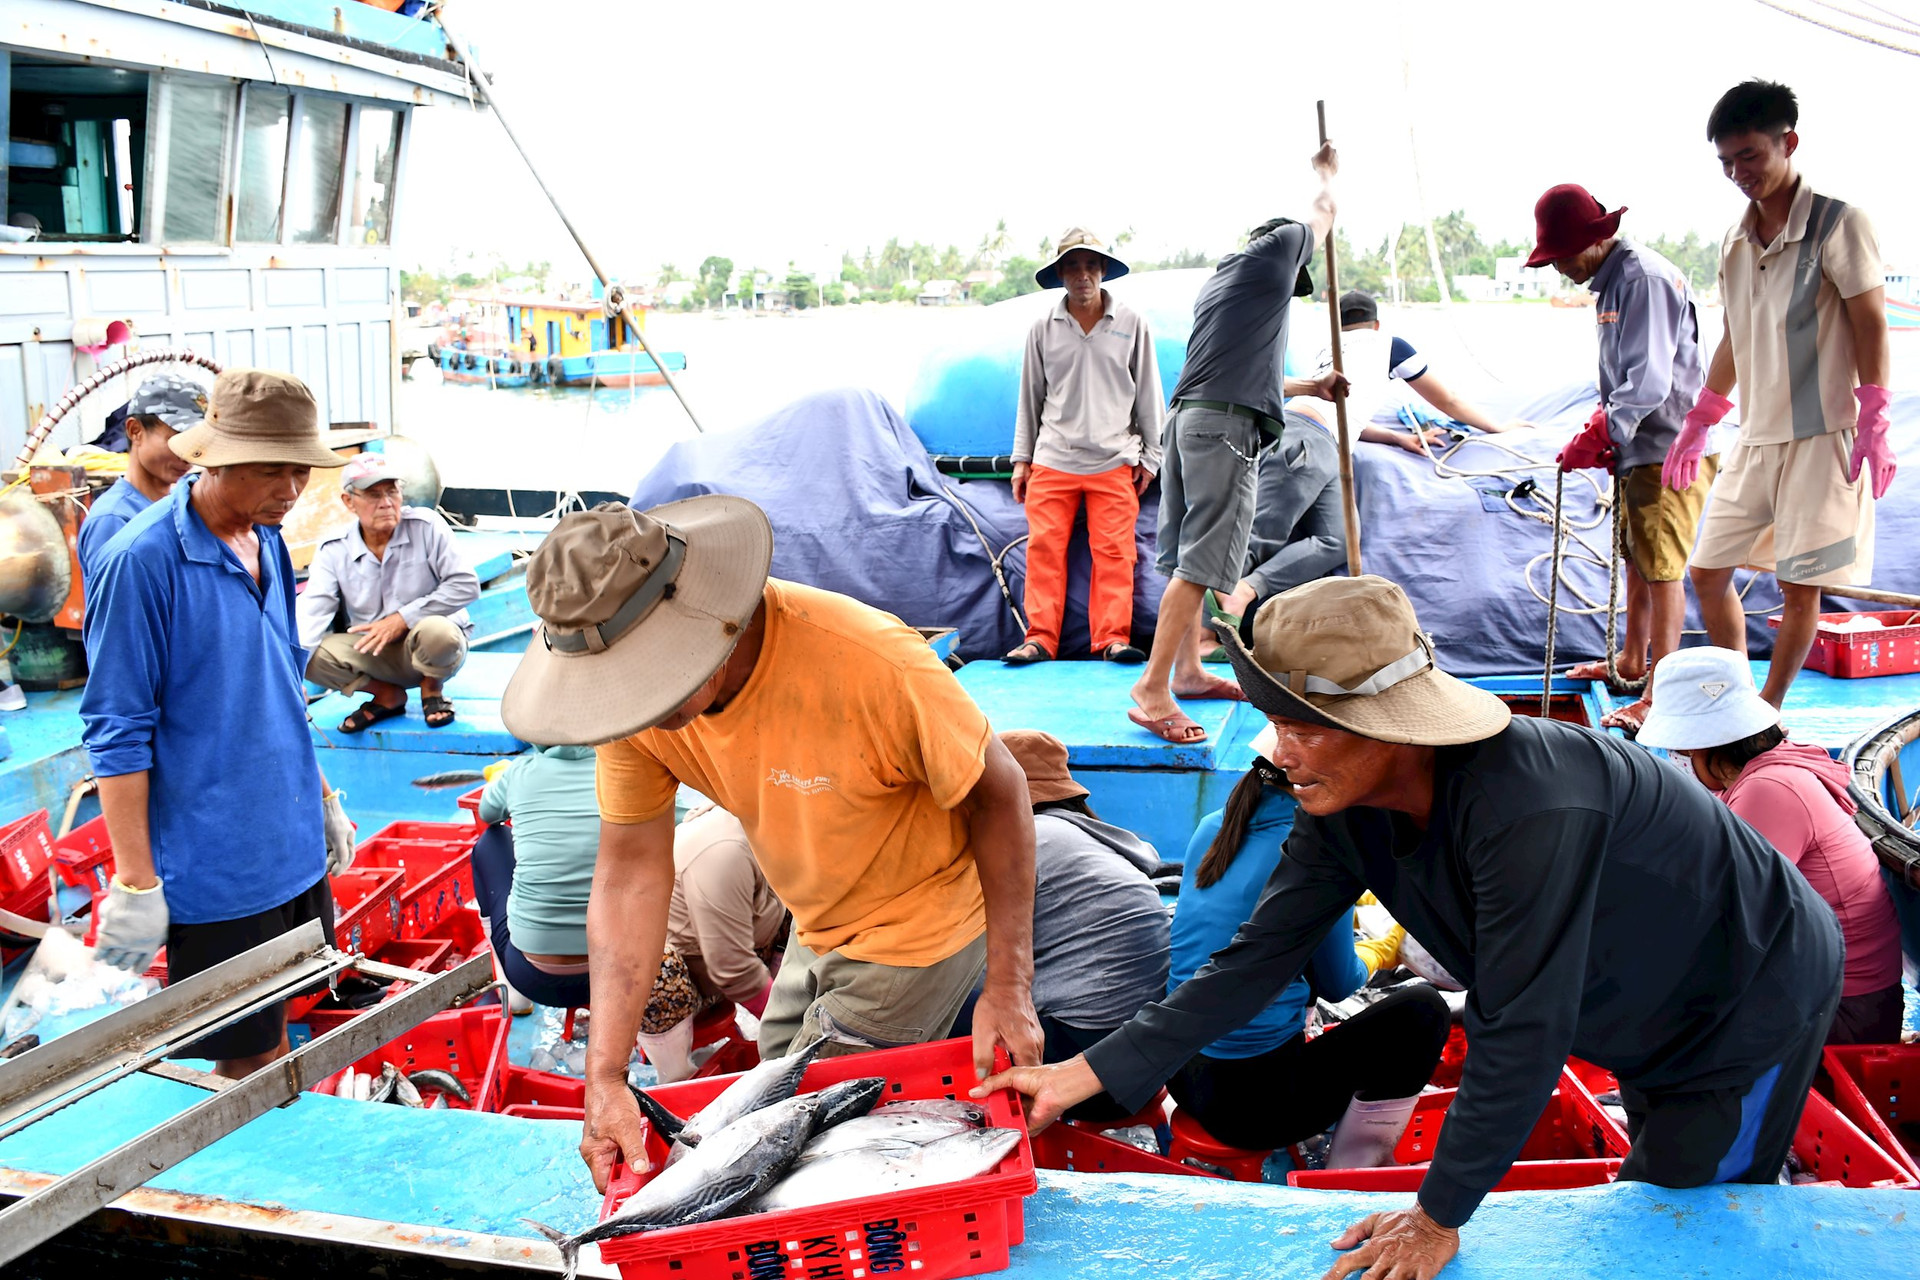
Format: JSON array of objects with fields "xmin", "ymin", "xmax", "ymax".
[{"xmin": 369, "ymin": 435, "xmax": 444, "ymax": 511}]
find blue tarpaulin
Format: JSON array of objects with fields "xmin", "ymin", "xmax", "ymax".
[{"xmin": 630, "ymin": 386, "xmax": 1920, "ymax": 675}]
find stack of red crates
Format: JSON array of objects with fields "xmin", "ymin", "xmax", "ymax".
[
  {"xmin": 348, "ymin": 820, "xmax": 480, "ymax": 941},
  {"xmin": 310, "ymin": 1005, "xmax": 511, "ymax": 1112}
]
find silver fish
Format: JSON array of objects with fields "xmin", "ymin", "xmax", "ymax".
[
  {"xmin": 368, "ymin": 1062, "xmax": 399, "ymax": 1105},
  {"xmin": 636, "ymin": 1040, "xmax": 824, "ymax": 1163},
  {"xmin": 869, "ymin": 1098, "xmax": 988, "ymax": 1126},
  {"xmin": 526, "ymin": 1095, "xmax": 821, "ymax": 1280},
  {"xmin": 408, "ymin": 1068, "xmax": 471, "ymax": 1104},
  {"xmin": 796, "ymin": 1112, "xmax": 974, "ymax": 1163},
  {"xmin": 745, "ymin": 1127, "xmax": 1021, "ymax": 1214},
  {"xmin": 390, "ymin": 1068, "xmax": 424, "ymax": 1107}
]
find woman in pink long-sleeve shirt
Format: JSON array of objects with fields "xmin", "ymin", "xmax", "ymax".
[{"xmin": 1641, "ymin": 648, "xmax": 1904, "ymax": 1045}]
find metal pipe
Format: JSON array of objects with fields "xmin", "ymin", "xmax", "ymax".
[{"xmin": 435, "ymin": 19, "xmax": 706, "ymax": 434}]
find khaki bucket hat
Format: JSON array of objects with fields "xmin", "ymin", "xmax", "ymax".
[
  {"xmin": 1034, "ymin": 228, "xmax": 1130, "ymax": 290},
  {"xmin": 1210, "ymin": 576, "xmax": 1510, "ymax": 746},
  {"xmin": 168, "ymin": 369, "xmax": 345, "ymax": 469},
  {"xmin": 998, "ymin": 729, "xmax": 1090, "ymax": 805},
  {"xmin": 501, "ymin": 497, "xmax": 774, "ymax": 746}
]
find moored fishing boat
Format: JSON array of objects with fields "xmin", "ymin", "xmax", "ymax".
[{"xmin": 431, "ymin": 294, "xmax": 687, "ymax": 389}]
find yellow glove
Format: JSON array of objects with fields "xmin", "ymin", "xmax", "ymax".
[
  {"xmin": 482, "ymin": 759, "xmax": 513, "ymax": 782},
  {"xmin": 1354, "ymin": 924, "xmax": 1405, "ymax": 977}
]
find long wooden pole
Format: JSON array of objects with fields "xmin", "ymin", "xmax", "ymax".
[
  {"xmin": 1317, "ymin": 101, "xmax": 1362, "ymax": 576},
  {"xmin": 436, "ymin": 19, "xmax": 705, "ymax": 433},
  {"xmin": 1829, "ymin": 585, "xmax": 1920, "ymax": 610}
]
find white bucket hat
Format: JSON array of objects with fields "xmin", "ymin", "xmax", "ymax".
[{"xmin": 1635, "ymin": 647, "xmax": 1781, "ymax": 751}]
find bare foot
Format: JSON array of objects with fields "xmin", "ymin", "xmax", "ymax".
[
  {"xmin": 1169, "ymin": 673, "xmax": 1245, "ymax": 701},
  {"xmin": 1600, "ymin": 697, "xmax": 1652, "ymax": 734},
  {"xmin": 1563, "ymin": 656, "xmax": 1645, "ymax": 688}
]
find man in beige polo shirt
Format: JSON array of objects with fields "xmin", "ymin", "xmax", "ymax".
[
  {"xmin": 1663, "ymin": 80, "xmax": 1894, "ymax": 708},
  {"xmin": 1005, "ymin": 229, "xmax": 1164, "ymax": 666}
]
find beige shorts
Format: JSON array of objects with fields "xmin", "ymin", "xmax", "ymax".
[
  {"xmin": 1690, "ymin": 431, "xmax": 1874, "ymax": 587},
  {"xmin": 756, "ymin": 922, "xmax": 987, "ymax": 1061},
  {"xmin": 305, "ymin": 615, "xmax": 470, "ymax": 692},
  {"xmin": 1621, "ymin": 458, "xmax": 1716, "ymax": 584}
]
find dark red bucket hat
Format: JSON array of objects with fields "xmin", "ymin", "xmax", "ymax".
[{"xmin": 1525, "ymin": 184, "xmax": 1626, "ymax": 268}]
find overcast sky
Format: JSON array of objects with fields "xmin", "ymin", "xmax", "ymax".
[{"xmin": 401, "ymin": 0, "xmax": 1920, "ymax": 280}]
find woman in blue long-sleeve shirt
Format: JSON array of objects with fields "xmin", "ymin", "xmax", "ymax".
[{"xmin": 1168, "ymin": 733, "xmax": 1449, "ymax": 1164}]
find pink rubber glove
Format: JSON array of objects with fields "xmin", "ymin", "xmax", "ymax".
[
  {"xmin": 1849, "ymin": 385, "xmax": 1896, "ymax": 499},
  {"xmin": 1662, "ymin": 387, "xmax": 1733, "ymax": 491}
]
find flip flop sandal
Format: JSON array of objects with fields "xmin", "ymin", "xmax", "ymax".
[
  {"xmin": 1102, "ymin": 643, "xmax": 1147, "ymax": 664},
  {"xmin": 1128, "ymin": 706, "xmax": 1208, "ymax": 744},
  {"xmin": 1200, "ymin": 645, "xmax": 1231, "ymax": 665},
  {"xmin": 421, "ymin": 696, "xmax": 457, "ymax": 729},
  {"xmin": 1002, "ymin": 642, "xmax": 1054, "ymax": 666},
  {"xmin": 340, "ymin": 700, "xmax": 406, "ymax": 734}
]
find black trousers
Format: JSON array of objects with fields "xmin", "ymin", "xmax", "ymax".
[
  {"xmin": 1166, "ymin": 983, "xmax": 1451, "ymax": 1150},
  {"xmin": 169, "ymin": 877, "xmax": 336, "ymax": 1061},
  {"xmin": 1617, "ymin": 980, "xmax": 1840, "ymax": 1187}
]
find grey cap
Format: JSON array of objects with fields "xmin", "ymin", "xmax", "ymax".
[{"xmin": 127, "ymin": 375, "xmax": 209, "ymax": 430}]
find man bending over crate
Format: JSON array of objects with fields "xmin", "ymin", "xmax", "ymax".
[{"xmin": 501, "ymin": 498, "xmax": 1042, "ymax": 1192}]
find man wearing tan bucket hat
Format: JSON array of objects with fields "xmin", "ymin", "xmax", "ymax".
[
  {"xmin": 981, "ymin": 575, "xmax": 1843, "ymax": 1279},
  {"xmin": 82, "ymin": 368, "xmax": 358, "ymax": 1080},
  {"xmin": 500, "ymin": 498, "xmax": 1043, "ymax": 1194}
]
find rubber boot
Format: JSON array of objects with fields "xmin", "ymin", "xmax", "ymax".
[
  {"xmin": 1324, "ymin": 1094, "xmax": 1421, "ymax": 1169},
  {"xmin": 636, "ymin": 1016, "xmax": 698, "ymax": 1084}
]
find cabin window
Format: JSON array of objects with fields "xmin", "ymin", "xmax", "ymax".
[
  {"xmin": 149, "ymin": 74, "xmax": 236, "ymax": 244},
  {"xmin": 234, "ymin": 86, "xmax": 292, "ymax": 244},
  {"xmin": 285, "ymin": 95, "xmax": 350, "ymax": 245},
  {"xmin": 4, "ymin": 60, "xmax": 150, "ymax": 242},
  {"xmin": 345, "ymin": 106, "xmax": 402, "ymax": 245}
]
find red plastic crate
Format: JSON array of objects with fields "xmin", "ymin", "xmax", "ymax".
[
  {"xmin": 52, "ymin": 815, "xmax": 114, "ymax": 891},
  {"xmin": 502, "ymin": 1064, "xmax": 586, "ymax": 1119},
  {"xmin": 458, "ymin": 785, "xmax": 484, "ymax": 824},
  {"xmin": 1396, "ymin": 1068, "xmax": 1630, "ymax": 1165},
  {"xmin": 311, "ymin": 1005, "xmax": 510, "ymax": 1112},
  {"xmin": 1290, "ymin": 1158, "xmax": 1622, "ymax": 1192},
  {"xmin": 421, "ymin": 904, "xmax": 489, "ymax": 962},
  {"xmin": 1823, "ymin": 1044, "xmax": 1920, "ymax": 1179},
  {"xmin": 0, "ymin": 811, "xmax": 55, "ymax": 895},
  {"xmin": 595, "ymin": 1038, "xmax": 1036, "ymax": 1280},
  {"xmin": 1768, "ymin": 610, "xmax": 1920, "ymax": 678},
  {"xmin": 331, "ymin": 867, "xmax": 406, "ymax": 956},
  {"xmin": 1030, "ymin": 1122, "xmax": 1218, "ymax": 1179},
  {"xmin": 350, "ymin": 836, "xmax": 475, "ymax": 940},
  {"xmin": 372, "ymin": 820, "xmax": 480, "ymax": 852},
  {"xmin": 1793, "ymin": 1086, "xmax": 1914, "ymax": 1187},
  {"xmin": 1430, "ymin": 1024, "xmax": 1467, "ymax": 1088},
  {"xmin": 297, "ymin": 937, "xmax": 458, "ymax": 1036}
]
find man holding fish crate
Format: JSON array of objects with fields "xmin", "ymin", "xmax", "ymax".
[{"xmin": 502, "ymin": 498, "xmax": 1043, "ymax": 1190}]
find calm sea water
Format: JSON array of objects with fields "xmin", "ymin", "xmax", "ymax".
[{"xmin": 394, "ymin": 297, "xmax": 1918, "ymax": 495}]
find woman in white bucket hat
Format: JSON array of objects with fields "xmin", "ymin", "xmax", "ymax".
[{"xmin": 1640, "ymin": 647, "xmax": 1903, "ymax": 1044}]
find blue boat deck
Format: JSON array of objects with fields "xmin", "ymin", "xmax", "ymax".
[{"xmin": 5, "ymin": 528, "xmax": 1920, "ymax": 1272}]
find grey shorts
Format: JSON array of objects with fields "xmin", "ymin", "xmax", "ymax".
[{"xmin": 1155, "ymin": 404, "xmax": 1265, "ymax": 591}]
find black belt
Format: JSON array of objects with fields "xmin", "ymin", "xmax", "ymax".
[{"xmin": 1173, "ymin": 398, "xmax": 1285, "ymax": 438}]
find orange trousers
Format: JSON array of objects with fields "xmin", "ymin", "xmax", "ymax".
[{"xmin": 1022, "ymin": 463, "xmax": 1139, "ymax": 655}]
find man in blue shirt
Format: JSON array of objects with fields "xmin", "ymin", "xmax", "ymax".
[
  {"xmin": 84, "ymin": 369, "xmax": 358, "ymax": 1079},
  {"xmin": 76, "ymin": 374, "xmax": 198, "ymax": 590},
  {"xmin": 1131, "ymin": 141, "xmax": 1345, "ymax": 746},
  {"xmin": 1530, "ymin": 184, "xmax": 1713, "ymax": 733}
]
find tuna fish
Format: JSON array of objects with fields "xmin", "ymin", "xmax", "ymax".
[
  {"xmin": 869, "ymin": 1098, "xmax": 988, "ymax": 1126},
  {"xmin": 794, "ymin": 1111, "xmax": 975, "ymax": 1163},
  {"xmin": 744, "ymin": 1127, "xmax": 1021, "ymax": 1215},
  {"xmin": 631, "ymin": 1040, "xmax": 824, "ymax": 1162},
  {"xmin": 527, "ymin": 1095, "xmax": 823, "ymax": 1280},
  {"xmin": 408, "ymin": 1068, "xmax": 470, "ymax": 1104}
]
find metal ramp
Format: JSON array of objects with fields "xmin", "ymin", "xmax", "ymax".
[{"xmin": 0, "ymin": 921, "xmax": 491, "ymax": 1264}]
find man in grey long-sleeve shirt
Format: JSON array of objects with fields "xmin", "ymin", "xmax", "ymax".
[
  {"xmin": 1005, "ymin": 229, "xmax": 1163, "ymax": 665},
  {"xmin": 979, "ymin": 576, "xmax": 1841, "ymax": 1280},
  {"xmin": 1531, "ymin": 185, "xmax": 1713, "ymax": 733},
  {"xmin": 297, "ymin": 453, "xmax": 479, "ymax": 733}
]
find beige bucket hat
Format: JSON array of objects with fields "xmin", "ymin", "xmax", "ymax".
[
  {"xmin": 168, "ymin": 369, "xmax": 345, "ymax": 469},
  {"xmin": 998, "ymin": 729, "xmax": 1090, "ymax": 805},
  {"xmin": 501, "ymin": 497, "xmax": 774, "ymax": 746},
  {"xmin": 1210, "ymin": 576, "xmax": 1510, "ymax": 746},
  {"xmin": 1034, "ymin": 228, "xmax": 1130, "ymax": 290}
]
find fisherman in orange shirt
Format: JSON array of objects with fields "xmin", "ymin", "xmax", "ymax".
[{"xmin": 501, "ymin": 498, "xmax": 1042, "ymax": 1193}]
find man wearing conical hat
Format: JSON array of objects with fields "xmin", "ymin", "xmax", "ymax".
[
  {"xmin": 81, "ymin": 369, "xmax": 359, "ymax": 1080},
  {"xmin": 982, "ymin": 576, "xmax": 1842, "ymax": 1279},
  {"xmin": 502, "ymin": 498, "xmax": 1043, "ymax": 1194}
]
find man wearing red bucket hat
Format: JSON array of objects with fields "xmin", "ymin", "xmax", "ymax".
[
  {"xmin": 1526, "ymin": 183, "xmax": 1713, "ymax": 734},
  {"xmin": 1668, "ymin": 80, "xmax": 1893, "ymax": 710}
]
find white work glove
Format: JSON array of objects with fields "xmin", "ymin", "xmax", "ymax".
[
  {"xmin": 93, "ymin": 876, "xmax": 168, "ymax": 973},
  {"xmin": 323, "ymin": 789, "xmax": 357, "ymax": 875}
]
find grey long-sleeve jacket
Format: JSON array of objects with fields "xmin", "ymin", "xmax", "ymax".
[
  {"xmin": 1592, "ymin": 238, "xmax": 1706, "ymax": 471},
  {"xmin": 1083, "ymin": 715, "xmax": 1841, "ymax": 1228}
]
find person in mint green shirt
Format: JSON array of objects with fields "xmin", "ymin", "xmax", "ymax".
[{"xmin": 473, "ymin": 744, "xmax": 600, "ymax": 1009}]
